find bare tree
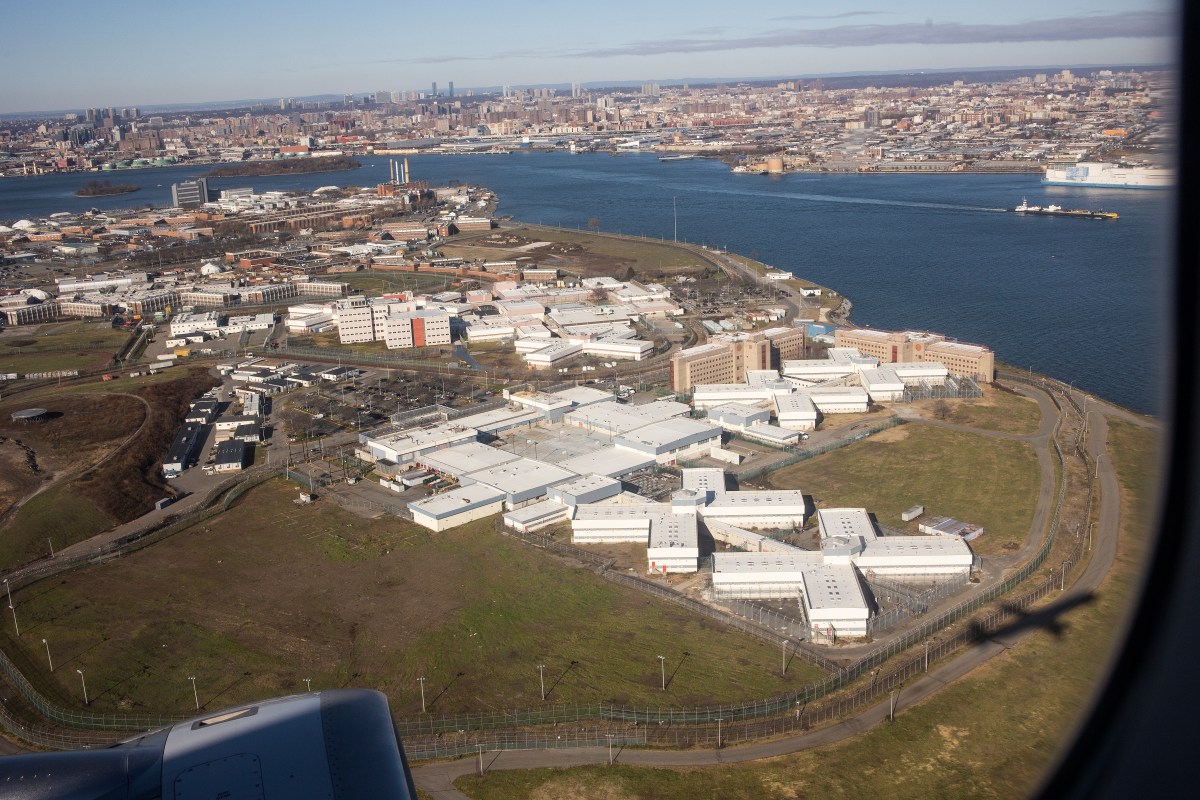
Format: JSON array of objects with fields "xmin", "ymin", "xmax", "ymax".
[
  {"xmin": 586, "ymin": 217, "xmax": 600, "ymax": 233},
  {"xmin": 931, "ymin": 399, "xmax": 952, "ymax": 420}
]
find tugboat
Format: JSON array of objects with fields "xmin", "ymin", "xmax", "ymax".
[{"xmin": 1009, "ymin": 198, "xmax": 1118, "ymax": 219}]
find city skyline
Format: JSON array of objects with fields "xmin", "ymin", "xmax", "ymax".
[{"xmin": 1, "ymin": 0, "xmax": 1176, "ymax": 114}]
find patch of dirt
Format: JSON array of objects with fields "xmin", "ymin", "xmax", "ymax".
[
  {"xmin": 0, "ymin": 440, "xmax": 42, "ymax": 517},
  {"xmin": 530, "ymin": 778, "xmax": 636, "ymax": 800},
  {"xmin": 74, "ymin": 369, "xmax": 221, "ymax": 522},
  {"xmin": 868, "ymin": 425, "xmax": 910, "ymax": 444}
]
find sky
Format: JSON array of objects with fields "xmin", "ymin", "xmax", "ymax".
[{"xmin": 0, "ymin": 0, "xmax": 1177, "ymax": 114}]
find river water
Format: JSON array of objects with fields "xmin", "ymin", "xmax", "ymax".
[{"xmin": 0, "ymin": 153, "xmax": 1172, "ymax": 413}]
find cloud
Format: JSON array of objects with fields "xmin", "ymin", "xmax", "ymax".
[
  {"xmin": 769, "ymin": 11, "xmax": 888, "ymax": 22},
  {"xmin": 568, "ymin": 11, "xmax": 1172, "ymax": 59}
]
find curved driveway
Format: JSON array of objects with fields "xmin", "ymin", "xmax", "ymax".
[{"xmin": 412, "ymin": 387, "xmax": 1124, "ymax": 800}]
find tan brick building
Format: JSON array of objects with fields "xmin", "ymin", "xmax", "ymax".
[
  {"xmin": 833, "ymin": 328, "xmax": 994, "ymax": 382},
  {"xmin": 670, "ymin": 327, "xmax": 808, "ymax": 392}
]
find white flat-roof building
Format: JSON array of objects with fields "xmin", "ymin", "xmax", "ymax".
[
  {"xmin": 855, "ymin": 536, "xmax": 973, "ymax": 578},
  {"xmin": 502, "ymin": 500, "xmax": 572, "ymax": 533},
  {"xmin": 546, "ymin": 474, "xmax": 622, "ymax": 507},
  {"xmin": 680, "ymin": 468, "xmax": 727, "ymax": 501},
  {"xmin": 563, "ymin": 400, "xmax": 689, "ymax": 436},
  {"xmin": 463, "ymin": 458, "xmax": 577, "ymax": 508},
  {"xmin": 708, "ymin": 403, "xmax": 772, "ymax": 432},
  {"xmin": 169, "ymin": 311, "xmax": 223, "ymax": 337},
  {"xmin": 800, "ymin": 564, "xmax": 870, "ymax": 638},
  {"xmin": 416, "ymin": 441, "xmax": 521, "ymax": 480},
  {"xmin": 741, "ymin": 422, "xmax": 801, "ymax": 447},
  {"xmin": 614, "ymin": 417, "xmax": 722, "ymax": 464},
  {"xmin": 409, "ymin": 484, "xmax": 507, "ymax": 532},
  {"xmin": 859, "ymin": 368, "xmax": 906, "ymax": 402},
  {"xmin": 583, "ymin": 336, "xmax": 653, "ymax": 361},
  {"xmin": 359, "ymin": 424, "xmax": 477, "ymax": 465},
  {"xmin": 700, "ymin": 490, "xmax": 809, "ymax": 528},
  {"xmin": 449, "ymin": 406, "xmax": 543, "ymax": 436},
  {"xmin": 711, "ymin": 551, "xmax": 825, "ymax": 597},
  {"xmin": 524, "ymin": 340, "xmax": 583, "ymax": 368},
  {"xmin": 225, "ymin": 313, "xmax": 276, "ymax": 333},
  {"xmin": 692, "ymin": 384, "xmax": 779, "ymax": 411},
  {"xmin": 465, "ymin": 320, "xmax": 517, "ymax": 342},
  {"xmin": 800, "ymin": 386, "xmax": 870, "ymax": 414},
  {"xmin": 551, "ymin": 386, "xmax": 617, "ymax": 410},
  {"xmin": 780, "ymin": 360, "xmax": 857, "ymax": 384},
  {"xmin": 572, "ymin": 503, "xmax": 660, "ymax": 543},
  {"xmin": 773, "ymin": 393, "xmax": 818, "ymax": 431},
  {"xmin": 556, "ymin": 445, "xmax": 657, "ymax": 478},
  {"xmin": 647, "ymin": 513, "xmax": 700, "ymax": 573},
  {"xmin": 891, "ymin": 362, "xmax": 949, "ymax": 385}
]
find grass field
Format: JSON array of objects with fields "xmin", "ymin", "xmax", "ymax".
[
  {"xmin": 3, "ymin": 478, "xmax": 825, "ymax": 717},
  {"xmin": 942, "ymin": 385, "xmax": 1043, "ymax": 436},
  {"xmin": 452, "ymin": 419, "xmax": 1160, "ymax": 799},
  {"xmin": 503, "ymin": 227, "xmax": 703, "ymax": 273},
  {"xmin": 1, "ymin": 484, "xmax": 117, "ymax": 564},
  {"xmin": 0, "ymin": 350, "xmax": 115, "ymax": 374},
  {"xmin": 0, "ymin": 320, "xmax": 130, "ymax": 374},
  {"xmin": 766, "ymin": 424, "xmax": 1040, "ymax": 555}
]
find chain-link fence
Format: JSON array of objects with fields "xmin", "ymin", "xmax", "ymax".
[
  {"xmin": 0, "ymin": 376, "xmax": 1097, "ymax": 755},
  {"xmin": 728, "ymin": 416, "xmax": 904, "ymax": 483},
  {"xmin": 0, "ymin": 467, "xmax": 284, "ymax": 738},
  {"xmin": 902, "ymin": 376, "xmax": 984, "ymax": 402}
]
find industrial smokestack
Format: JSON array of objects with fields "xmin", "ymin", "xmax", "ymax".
[{"xmin": 402, "ymin": 158, "xmax": 409, "ymax": 185}]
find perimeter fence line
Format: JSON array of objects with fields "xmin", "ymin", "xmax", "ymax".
[
  {"xmin": 0, "ymin": 467, "xmax": 284, "ymax": 737},
  {"xmin": 396, "ymin": 381, "xmax": 1080, "ymax": 739},
  {"xmin": 708, "ymin": 415, "xmax": 903, "ymax": 484},
  {"xmin": 0, "ymin": 378, "xmax": 1096, "ymax": 754}
]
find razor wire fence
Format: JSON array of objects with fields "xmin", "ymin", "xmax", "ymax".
[{"xmin": 0, "ymin": 376, "xmax": 1099, "ymax": 754}]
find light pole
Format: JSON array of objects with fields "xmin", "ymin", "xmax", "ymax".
[
  {"xmin": 304, "ymin": 678, "xmax": 312, "ymax": 692},
  {"xmin": 3, "ymin": 578, "xmax": 10, "ymax": 607},
  {"xmin": 673, "ymin": 196, "xmax": 677, "ymax": 242},
  {"xmin": 607, "ymin": 733, "xmax": 615, "ymax": 765},
  {"xmin": 716, "ymin": 717, "xmax": 724, "ymax": 749},
  {"xmin": 418, "ymin": 676, "xmax": 426, "ymax": 713},
  {"xmin": 538, "ymin": 664, "xmax": 546, "ymax": 701},
  {"xmin": 189, "ymin": 676, "xmax": 199, "ymax": 710},
  {"xmin": 47, "ymin": 538, "xmax": 54, "ymax": 557},
  {"xmin": 77, "ymin": 669, "xmax": 88, "ymax": 705},
  {"xmin": 657, "ymin": 655, "xmax": 666, "ymax": 691},
  {"xmin": 924, "ymin": 641, "xmax": 930, "ymax": 673},
  {"xmin": 781, "ymin": 639, "xmax": 788, "ymax": 676},
  {"xmin": 9, "ymin": 605, "xmax": 17, "ymax": 636},
  {"xmin": 42, "ymin": 638, "xmax": 53, "ymax": 671}
]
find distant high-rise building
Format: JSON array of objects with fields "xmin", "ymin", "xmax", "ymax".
[
  {"xmin": 171, "ymin": 177, "xmax": 210, "ymax": 209},
  {"xmin": 502, "ymin": 85, "xmax": 510, "ymax": 98},
  {"xmin": 572, "ymin": 81, "xmax": 580, "ymax": 97},
  {"xmin": 68, "ymin": 125, "xmax": 92, "ymax": 147},
  {"xmin": 279, "ymin": 98, "xmax": 287, "ymax": 110},
  {"xmin": 129, "ymin": 107, "xmax": 139, "ymax": 119},
  {"xmin": 448, "ymin": 81, "xmax": 454, "ymax": 98},
  {"xmin": 375, "ymin": 90, "xmax": 390, "ymax": 104},
  {"xmin": 432, "ymin": 81, "xmax": 438, "ymax": 97},
  {"xmin": 864, "ymin": 108, "xmax": 881, "ymax": 128},
  {"xmin": 85, "ymin": 108, "xmax": 96, "ymax": 122}
]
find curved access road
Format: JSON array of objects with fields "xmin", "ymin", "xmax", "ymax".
[{"xmin": 412, "ymin": 393, "xmax": 1125, "ymax": 800}]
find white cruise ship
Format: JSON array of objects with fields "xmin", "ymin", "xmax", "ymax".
[{"xmin": 1043, "ymin": 160, "xmax": 1172, "ymax": 189}]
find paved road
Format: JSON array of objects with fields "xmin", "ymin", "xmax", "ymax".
[{"xmin": 411, "ymin": 390, "xmax": 1124, "ymax": 799}]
